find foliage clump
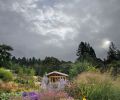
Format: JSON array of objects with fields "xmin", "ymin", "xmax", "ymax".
[
  {"xmin": 69, "ymin": 61, "xmax": 97, "ymax": 78},
  {"xmin": 0, "ymin": 68, "xmax": 13, "ymax": 82}
]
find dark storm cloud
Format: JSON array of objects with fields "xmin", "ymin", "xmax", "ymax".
[{"xmin": 0, "ymin": 0, "xmax": 120, "ymax": 61}]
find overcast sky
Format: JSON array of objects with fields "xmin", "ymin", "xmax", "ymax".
[{"xmin": 0, "ymin": 0, "xmax": 120, "ymax": 61}]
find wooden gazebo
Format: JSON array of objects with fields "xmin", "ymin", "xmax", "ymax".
[{"xmin": 46, "ymin": 71, "xmax": 68, "ymax": 83}]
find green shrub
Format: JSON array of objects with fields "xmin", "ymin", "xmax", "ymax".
[
  {"xmin": 69, "ymin": 61, "xmax": 97, "ymax": 78},
  {"xmin": 0, "ymin": 68, "xmax": 13, "ymax": 82},
  {"xmin": 0, "ymin": 92, "xmax": 21, "ymax": 100}
]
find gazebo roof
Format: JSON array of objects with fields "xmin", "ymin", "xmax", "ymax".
[{"xmin": 46, "ymin": 71, "xmax": 68, "ymax": 77}]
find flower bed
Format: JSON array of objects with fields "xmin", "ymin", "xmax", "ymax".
[
  {"xmin": 22, "ymin": 91, "xmax": 74, "ymax": 100},
  {"xmin": 0, "ymin": 91, "xmax": 74, "ymax": 100}
]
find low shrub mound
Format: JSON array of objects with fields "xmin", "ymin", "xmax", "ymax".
[{"xmin": 0, "ymin": 68, "xmax": 13, "ymax": 82}]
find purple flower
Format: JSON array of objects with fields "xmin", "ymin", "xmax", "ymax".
[
  {"xmin": 22, "ymin": 92, "xmax": 28, "ymax": 97},
  {"xmin": 29, "ymin": 92, "xmax": 39, "ymax": 100},
  {"xmin": 30, "ymin": 95, "xmax": 39, "ymax": 100},
  {"xmin": 29, "ymin": 92, "xmax": 36, "ymax": 96}
]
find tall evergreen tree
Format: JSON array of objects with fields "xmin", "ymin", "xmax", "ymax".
[
  {"xmin": 31, "ymin": 57, "xmax": 36, "ymax": 65},
  {"xmin": 0, "ymin": 44, "xmax": 13, "ymax": 67},
  {"xmin": 76, "ymin": 42, "xmax": 96, "ymax": 61},
  {"xmin": 21, "ymin": 57, "xmax": 27, "ymax": 65},
  {"xmin": 106, "ymin": 42, "xmax": 120, "ymax": 76},
  {"xmin": 107, "ymin": 42, "xmax": 118, "ymax": 63},
  {"xmin": 11, "ymin": 56, "xmax": 17, "ymax": 63},
  {"xmin": 116, "ymin": 50, "xmax": 120, "ymax": 60}
]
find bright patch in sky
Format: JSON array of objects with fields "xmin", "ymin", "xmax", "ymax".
[{"xmin": 102, "ymin": 39, "xmax": 111, "ymax": 49}]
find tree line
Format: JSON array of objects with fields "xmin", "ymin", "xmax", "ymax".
[{"xmin": 0, "ymin": 41, "xmax": 120, "ymax": 77}]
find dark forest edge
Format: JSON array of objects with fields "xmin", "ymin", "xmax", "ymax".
[{"xmin": 0, "ymin": 41, "xmax": 120, "ymax": 78}]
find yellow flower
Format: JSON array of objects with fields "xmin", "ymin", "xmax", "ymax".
[{"xmin": 83, "ymin": 97, "xmax": 87, "ymax": 100}]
